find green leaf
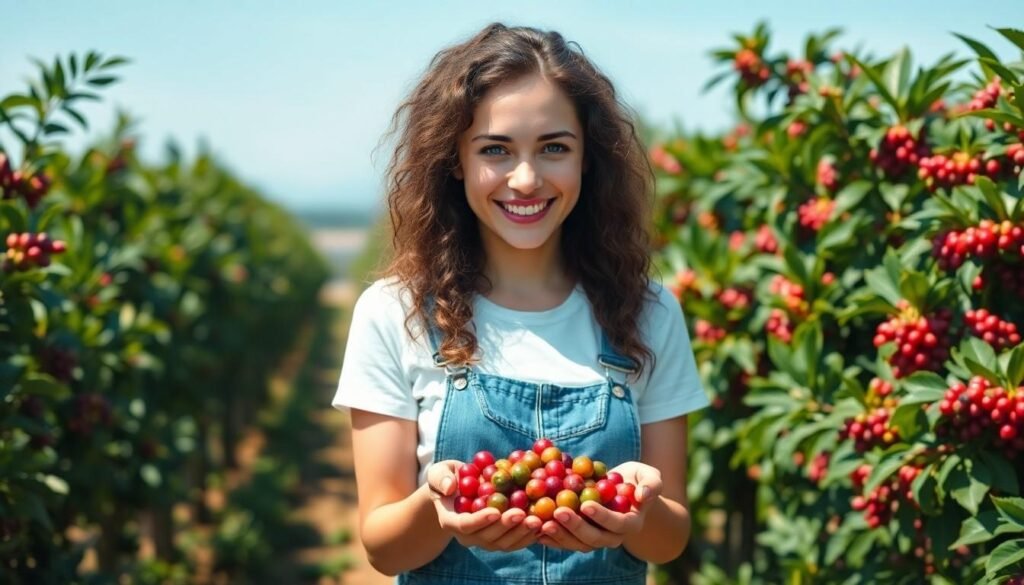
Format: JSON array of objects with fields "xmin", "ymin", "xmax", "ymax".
[
  {"xmin": 69, "ymin": 53, "xmax": 78, "ymax": 77},
  {"xmin": 899, "ymin": 272, "xmax": 930, "ymax": 307},
  {"xmin": 978, "ymin": 58, "xmax": 1019, "ymax": 85},
  {"xmin": 865, "ymin": 446, "xmax": 912, "ymax": 493},
  {"xmin": 902, "ymin": 371, "xmax": 948, "ymax": 402},
  {"xmin": 995, "ymin": 27, "xmax": 1024, "ymax": 53},
  {"xmin": 42, "ymin": 122, "xmax": 69, "ymax": 135},
  {"xmin": 100, "ymin": 56, "xmax": 130, "ymax": 69},
  {"xmin": 953, "ymin": 33, "xmax": 999, "ymax": 63},
  {"xmin": 993, "ymin": 497, "xmax": 1024, "ymax": 527},
  {"xmin": 1007, "ymin": 344, "xmax": 1024, "ymax": 388},
  {"xmin": 61, "ymin": 105, "xmax": 88, "ymax": 130},
  {"xmin": 980, "ymin": 451, "xmax": 1021, "ymax": 496},
  {"xmin": 84, "ymin": 51, "xmax": 100, "ymax": 71},
  {"xmin": 963, "ymin": 108, "xmax": 1024, "ymax": 129},
  {"xmin": 850, "ymin": 55, "xmax": 901, "ymax": 115},
  {"xmin": 140, "ymin": 464, "xmax": 162, "ymax": 487},
  {"xmin": 0, "ymin": 94, "xmax": 37, "ymax": 110},
  {"xmin": 986, "ymin": 538, "xmax": 1024, "ymax": 575},
  {"xmin": 951, "ymin": 511, "xmax": 1008, "ymax": 548},
  {"xmin": 87, "ymin": 76, "xmax": 119, "ymax": 87},
  {"xmin": 975, "ymin": 176, "xmax": 1009, "ymax": 220},
  {"xmin": 883, "ymin": 46, "xmax": 911, "ymax": 106},
  {"xmin": 949, "ymin": 457, "xmax": 992, "ymax": 515},
  {"xmin": 40, "ymin": 474, "xmax": 69, "ymax": 495},
  {"xmin": 782, "ymin": 245, "xmax": 810, "ymax": 286},
  {"xmin": 864, "ymin": 266, "xmax": 902, "ymax": 307}
]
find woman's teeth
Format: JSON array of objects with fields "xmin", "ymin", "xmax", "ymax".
[{"xmin": 500, "ymin": 200, "xmax": 550, "ymax": 216}]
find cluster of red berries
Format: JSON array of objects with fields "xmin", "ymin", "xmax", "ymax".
[
  {"xmin": 869, "ymin": 125, "xmax": 930, "ymax": 178},
  {"xmin": 454, "ymin": 439, "xmax": 641, "ymax": 520},
  {"xmin": 0, "ymin": 154, "xmax": 52, "ymax": 209},
  {"xmin": 765, "ymin": 309, "xmax": 793, "ymax": 343},
  {"xmin": 784, "ymin": 59, "xmax": 813, "ymax": 101},
  {"xmin": 648, "ymin": 144, "xmax": 682, "ymax": 174},
  {"xmin": 721, "ymin": 123, "xmax": 751, "ymax": 152},
  {"xmin": 933, "ymin": 219, "xmax": 1024, "ymax": 271},
  {"xmin": 733, "ymin": 49, "xmax": 770, "ymax": 87},
  {"xmin": 787, "ymin": 120, "xmax": 807, "ymax": 139},
  {"xmin": 797, "ymin": 196, "xmax": 836, "ymax": 232},
  {"xmin": 817, "ymin": 158, "xmax": 838, "ymax": 192},
  {"xmin": 964, "ymin": 308, "xmax": 1021, "ymax": 351},
  {"xmin": 3, "ymin": 232, "xmax": 67, "ymax": 272},
  {"xmin": 755, "ymin": 225, "xmax": 778, "ymax": 254},
  {"xmin": 873, "ymin": 301, "xmax": 952, "ymax": 378},
  {"xmin": 805, "ymin": 452, "xmax": 829, "ymax": 485},
  {"xmin": 937, "ymin": 376, "xmax": 1024, "ymax": 456},
  {"xmin": 917, "ymin": 151, "xmax": 1000, "ymax": 190},
  {"xmin": 694, "ymin": 319, "xmax": 727, "ymax": 344},
  {"xmin": 65, "ymin": 393, "xmax": 113, "ymax": 436},
  {"xmin": 1005, "ymin": 575, "xmax": 1024, "ymax": 585},
  {"xmin": 667, "ymin": 268, "xmax": 698, "ymax": 303},
  {"xmin": 850, "ymin": 463, "xmax": 921, "ymax": 529},
  {"xmin": 717, "ymin": 286, "xmax": 752, "ymax": 312},
  {"xmin": 966, "ymin": 77, "xmax": 1004, "ymax": 112},
  {"xmin": 840, "ymin": 406, "xmax": 900, "ymax": 452},
  {"xmin": 769, "ymin": 275, "xmax": 808, "ymax": 315}
]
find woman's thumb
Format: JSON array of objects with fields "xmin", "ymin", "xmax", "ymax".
[{"xmin": 429, "ymin": 460, "xmax": 458, "ymax": 496}]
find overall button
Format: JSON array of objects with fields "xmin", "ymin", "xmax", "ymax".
[
  {"xmin": 453, "ymin": 377, "xmax": 468, "ymax": 390},
  {"xmin": 612, "ymin": 385, "xmax": 625, "ymax": 398}
]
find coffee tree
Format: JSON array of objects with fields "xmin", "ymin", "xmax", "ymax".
[
  {"xmin": 651, "ymin": 24, "xmax": 1024, "ymax": 584},
  {"xmin": 1, "ymin": 54, "xmax": 328, "ymax": 583}
]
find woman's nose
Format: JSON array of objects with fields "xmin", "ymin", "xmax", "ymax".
[{"xmin": 508, "ymin": 160, "xmax": 542, "ymax": 194}]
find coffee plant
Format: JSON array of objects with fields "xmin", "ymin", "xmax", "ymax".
[
  {"xmin": 0, "ymin": 54, "xmax": 328, "ymax": 583},
  {"xmin": 651, "ymin": 23, "xmax": 1024, "ymax": 584}
]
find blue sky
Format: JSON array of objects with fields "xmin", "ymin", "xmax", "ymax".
[{"xmin": 2, "ymin": 1, "xmax": 1019, "ymax": 213}]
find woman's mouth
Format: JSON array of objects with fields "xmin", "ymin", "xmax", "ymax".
[{"xmin": 495, "ymin": 198, "xmax": 553, "ymax": 224}]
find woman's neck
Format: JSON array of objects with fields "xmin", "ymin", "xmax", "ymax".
[{"xmin": 479, "ymin": 230, "xmax": 575, "ymax": 311}]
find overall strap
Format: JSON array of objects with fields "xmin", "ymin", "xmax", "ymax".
[
  {"xmin": 598, "ymin": 329, "xmax": 640, "ymax": 378},
  {"xmin": 424, "ymin": 294, "xmax": 470, "ymax": 389}
]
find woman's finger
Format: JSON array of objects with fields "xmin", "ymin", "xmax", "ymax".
[
  {"xmin": 579, "ymin": 501, "xmax": 642, "ymax": 534},
  {"xmin": 541, "ymin": 519, "xmax": 593, "ymax": 552},
  {"xmin": 553, "ymin": 507, "xmax": 622, "ymax": 549}
]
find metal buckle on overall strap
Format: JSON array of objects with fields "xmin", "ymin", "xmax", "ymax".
[{"xmin": 433, "ymin": 352, "xmax": 469, "ymax": 390}]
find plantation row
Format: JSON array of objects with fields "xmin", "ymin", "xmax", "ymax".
[
  {"xmin": 650, "ymin": 24, "xmax": 1024, "ymax": 584},
  {"xmin": 0, "ymin": 54, "xmax": 329, "ymax": 583}
]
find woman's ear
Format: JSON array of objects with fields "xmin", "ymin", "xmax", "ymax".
[{"xmin": 453, "ymin": 165, "xmax": 464, "ymax": 181}]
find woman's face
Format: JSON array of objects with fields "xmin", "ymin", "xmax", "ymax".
[{"xmin": 454, "ymin": 73, "xmax": 584, "ymax": 254}]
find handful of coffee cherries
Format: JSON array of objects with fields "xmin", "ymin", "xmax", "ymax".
[{"xmin": 453, "ymin": 438, "xmax": 640, "ymax": 521}]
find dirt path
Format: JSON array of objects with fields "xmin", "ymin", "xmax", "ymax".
[{"xmin": 283, "ymin": 281, "xmax": 392, "ymax": 585}]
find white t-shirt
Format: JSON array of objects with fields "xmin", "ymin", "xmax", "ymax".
[{"xmin": 332, "ymin": 276, "xmax": 709, "ymax": 484}]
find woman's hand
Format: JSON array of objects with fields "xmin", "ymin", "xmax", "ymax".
[
  {"xmin": 426, "ymin": 460, "xmax": 543, "ymax": 552},
  {"xmin": 538, "ymin": 461, "xmax": 663, "ymax": 552}
]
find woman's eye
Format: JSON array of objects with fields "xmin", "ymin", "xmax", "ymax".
[{"xmin": 479, "ymin": 143, "xmax": 570, "ymax": 155}]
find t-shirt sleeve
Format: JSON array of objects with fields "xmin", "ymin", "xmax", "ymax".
[
  {"xmin": 636, "ymin": 283, "xmax": 709, "ymax": 424},
  {"xmin": 332, "ymin": 281, "xmax": 418, "ymax": 420}
]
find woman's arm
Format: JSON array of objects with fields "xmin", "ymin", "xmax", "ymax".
[
  {"xmin": 352, "ymin": 409, "xmax": 538, "ymax": 575},
  {"xmin": 621, "ymin": 415, "xmax": 692, "ymax": 563},
  {"xmin": 351, "ymin": 409, "xmax": 453, "ymax": 575}
]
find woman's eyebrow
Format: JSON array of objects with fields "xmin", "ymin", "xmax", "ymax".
[{"xmin": 471, "ymin": 130, "xmax": 577, "ymax": 142}]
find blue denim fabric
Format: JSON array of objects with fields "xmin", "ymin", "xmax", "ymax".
[{"xmin": 397, "ymin": 312, "xmax": 648, "ymax": 585}]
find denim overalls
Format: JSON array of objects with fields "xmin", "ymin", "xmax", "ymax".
[{"xmin": 397, "ymin": 306, "xmax": 648, "ymax": 585}]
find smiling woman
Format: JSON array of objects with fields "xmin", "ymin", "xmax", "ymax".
[
  {"xmin": 454, "ymin": 73, "xmax": 584, "ymax": 261},
  {"xmin": 333, "ymin": 21, "xmax": 708, "ymax": 584}
]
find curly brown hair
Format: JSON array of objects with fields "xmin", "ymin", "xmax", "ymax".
[{"xmin": 374, "ymin": 22, "xmax": 657, "ymax": 377}]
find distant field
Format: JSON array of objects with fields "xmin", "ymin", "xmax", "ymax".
[{"xmin": 292, "ymin": 206, "xmax": 379, "ymax": 229}]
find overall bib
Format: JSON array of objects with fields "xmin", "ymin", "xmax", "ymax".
[{"xmin": 398, "ymin": 309, "xmax": 648, "ymax": 585}]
